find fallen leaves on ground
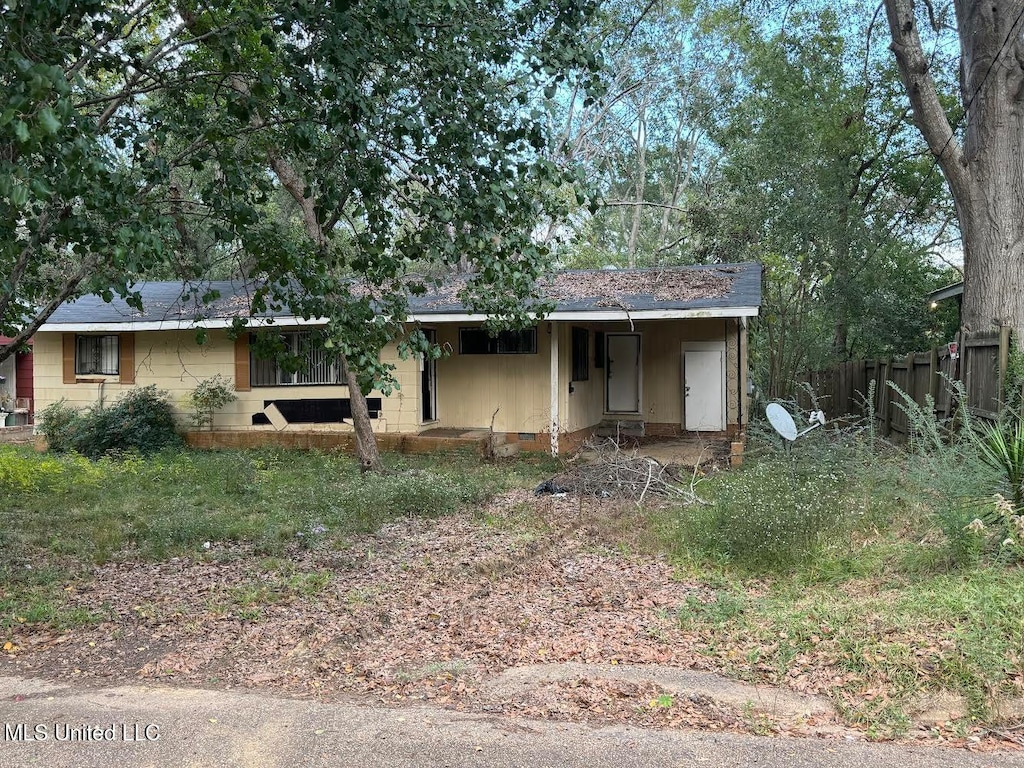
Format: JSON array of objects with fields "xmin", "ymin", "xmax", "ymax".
[{"xmin": 1, "ymin": 490, "xmax": 1017, "ymax": 750}]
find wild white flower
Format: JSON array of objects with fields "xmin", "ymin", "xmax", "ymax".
[
  {"xmin": 964, "ymin": 518, "xmax": 986, "ymax": 534},
  {"xmin": 993, "ymin": 493, "xmax": 1016, "ymax": 517}
]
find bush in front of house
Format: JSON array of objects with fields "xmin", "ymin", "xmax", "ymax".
[
  {"xmin": 38, "ymin": 386, "xmax": 182, "ymax": 458},
  {"xmin": 35, "ymin": 399, "xmax": 82, "ymax": 453}
]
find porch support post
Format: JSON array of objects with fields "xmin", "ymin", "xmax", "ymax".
[{"xmin": 550, "ymin": 322, "xmax": 559, "ymax": 456}]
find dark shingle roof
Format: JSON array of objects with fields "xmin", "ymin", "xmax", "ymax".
[
  {"xmin": 41, "ymin": 263, "xmax": 761, "ymax": 327},
  {"xmin": 43, "ymin": 280, "xmax": 292, "ymax": 326},
  {"xmin": 408, "ymin": 262, "xmax": 761, "ymax": 314}
]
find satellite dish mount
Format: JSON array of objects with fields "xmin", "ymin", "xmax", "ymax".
[{"xmin": 766, "ymin": 403, "xmax": 825, "ymax": 442}]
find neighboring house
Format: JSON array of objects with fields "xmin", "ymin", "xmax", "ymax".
[
  {"xmin": 33, "ymin": 263, "xmax": 762, "ymax": 455},
  {"xmin": 0, "ymin": 336, "xmax": 34, "ymax": 425}
]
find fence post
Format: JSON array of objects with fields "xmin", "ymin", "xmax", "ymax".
[
  {"xmin": 929, "ymin": 346, "xmax": 940, "ymax": 415},
  {"xmin": 882, "ymin": 357, "xmax": 893, "ymax": 437},
  {"xmin": 998, "ymin": 324, "xmax": 1011, "ymax": 409}
]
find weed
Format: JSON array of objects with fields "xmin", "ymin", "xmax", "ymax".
[
  {"xmin": 678, "ymin": 442, "xmax": 853, "ymax": 571},
  {"xmin": 676, "ymin": 589, "xmax": 746, "ymax": 627}
]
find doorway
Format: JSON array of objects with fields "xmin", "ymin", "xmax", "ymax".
[
  {"xmin": 421, "ymin": 329, "xmax": 437, "ymax": 422},
  {"xmin": 605, "ymin": 333, "xmax": 641, "ymax": 413},
  {"xmin": 682, "ymin": 341, "xmax": 726, "ymax": 431}
]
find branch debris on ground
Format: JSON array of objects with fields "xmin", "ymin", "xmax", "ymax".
[{"xmin": 535, "ymin": 438, "xmax": 709, "ymax": 505}]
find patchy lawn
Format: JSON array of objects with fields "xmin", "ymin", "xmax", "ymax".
[{"xmin": 1, "ymin": 445, "xmax": 1022, "ymax": 749}]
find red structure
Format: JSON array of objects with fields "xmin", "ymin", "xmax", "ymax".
[{"xmin": 0, "ymin": 337, "xmax": 33, "ymax": 423}]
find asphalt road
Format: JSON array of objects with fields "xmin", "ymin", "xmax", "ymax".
[{"xmin": 0, "ymin": 675, "xmax": 1016, "ymax": 768}]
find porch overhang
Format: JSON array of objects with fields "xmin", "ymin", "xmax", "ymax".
[{"xmin": 409, "ymin": 306, "xmax": 760, "ymax": 323}]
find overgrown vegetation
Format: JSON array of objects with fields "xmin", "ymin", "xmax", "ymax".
[
  {"xmin": 186, "ymin": 375, "xmax": 238, "ymax": 429},
  {"xmin": 4, "ymin": 396, "xmax": 1023, "ymax": 739},
  {"xmin": 654, "ymin": 395, "xmax": 1024, "ymax": 736},
  {"xmin": 37, "ymin": 387, "xmax": 182, "ymax": 458},
  {"xmin": 0, "ymin": 447, "xmax": 552, "ymax": 568}
]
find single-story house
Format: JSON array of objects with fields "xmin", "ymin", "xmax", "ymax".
[
  {"xmin": 0, "ymin": 336, "xmax": 34, "ymax": 426},
  {"xmin": 33, "ymin": 263, "xmax": 761, "ymax": 455}
]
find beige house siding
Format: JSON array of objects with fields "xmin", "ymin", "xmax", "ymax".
[
  {"xmin": 33, "ymin": 329, "xmax": 421, "ymax": 434},
  {"xmin": 34, "ymin": 316, "xmax": 749, "ymax": 451},
  {"xmin": 430, "ymin": 323, "xmax": 551, "ymax": 435}
]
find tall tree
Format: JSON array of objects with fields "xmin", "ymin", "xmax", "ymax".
[
  {"xmin": 884, "ymin": 0, "xmax": 1024, "ymax": 338},
  {"xmin": 690, "ymin": 4, "xmax": 955, "ymax": 396},
  {"xmin": 549, "ymin": 0, "xmax": 723, "ymax": 267},
  {"xmin": 1, "ymin": 1, "xmax": 598, "ymax": 468}
]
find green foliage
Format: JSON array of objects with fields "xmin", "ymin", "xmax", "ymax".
[
  {"xmin": 0, "ymin": 0, "xmax": 602, "ymax": 396},
  {"xmin": 978, "ymin": 418, "xmax": 1024, "ymax": 509},
  {"xmin": 39, "ymin": 387, "xmax": 181, "ymax": 459},
  {"xmin": 961, "ymin": 418, "xmax": 1024, "ymax": 563},
  {"xmin": 694, "ymin": 448, "xmax": 851, "ymax": 570},
  {"xmin": 36, "ymin": 400, "xmax": 83, "ymax": 454},
  {"xmin": 187, "ymin": 375, "xmax": 238, "ymax": 429},
  {"xmin": 0, "ymin": 447, "xmax": 69, "ymax": 496},
  {"xmin": 571, "ymin": 0, "xmax": 957, "ymax": 396},
  {"xmin": 0, "ymin": 447, "xmax": 544, "ymax": 570}
]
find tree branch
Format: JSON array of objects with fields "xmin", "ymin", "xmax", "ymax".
[{"xmin": 883, "ymin": 0, "xmax": 970, "ymax": 203}]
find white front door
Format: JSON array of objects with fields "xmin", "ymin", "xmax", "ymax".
[
  {"xmin": 683, "ymin": 342, "xmax": 726, "ymax": 431},
  {"xmin": 606, "ymin": 333, "xmax": 640, "ymax": 413}
]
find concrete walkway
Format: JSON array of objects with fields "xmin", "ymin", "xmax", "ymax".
[{"xmin": 0, "ymin": 675, "xmax": 1017, "ymax": 768}]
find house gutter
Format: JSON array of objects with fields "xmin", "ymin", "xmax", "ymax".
[{"xmin": 40, "ymin": 306, "xmax": 761, "ymax": 333}]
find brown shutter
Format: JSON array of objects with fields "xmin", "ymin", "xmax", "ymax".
[
  {"xmin": 234, "ymin": 334, "xmax": 251, "ymax": 391},
  {"xmin": 118, "ymin": 333, "xmax": 135, "ymax": 384},
  {"xmin": 62, "ymin": 333, "xmax": 76, "ymax": 384}
]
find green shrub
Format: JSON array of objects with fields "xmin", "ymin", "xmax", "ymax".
[
  {"xmin": 36, "ymin": 400, "xmax": 82, "ymax": 453},
  {"xmin": 41, "ymin": 387, "xmax": 182, "ymax": 459},
  {"xmin": 698, "ymin": 449, "xmax": 850, "ymax": 571},
  {"xmin": 187, "ymin": 375, "xmax": 238, "ymax": 429},
  {"xmin": 77, "ymin": 386, "xmax": 181, "ymax": 458}
]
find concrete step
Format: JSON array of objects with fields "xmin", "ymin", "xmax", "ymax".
[{"xmin": 593, "ymin": 420, "xmax": 645, "ymax": 439}]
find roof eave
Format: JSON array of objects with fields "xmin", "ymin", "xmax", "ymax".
[
  {"xmin": 38, "ymin": 305, "xmax": 760, "ymax": 333},
  {"xmin": 409, "ymin": 306, "xmax": 761, "ymax": 322}
]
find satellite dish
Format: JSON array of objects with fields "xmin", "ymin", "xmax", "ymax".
[
  {"xmin": 766, "ymin": 403, "xmax": 798, "ymax": 441},
  {"xmin": 766, "ymin": 403, "xmax": 826, "ymax": 442}
]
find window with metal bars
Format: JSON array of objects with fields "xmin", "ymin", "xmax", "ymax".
[
  {"xmin": 250, "ymin": 331, "xmax": 347, "ymax": 386},
  {"xmin": 458, "ymin": 327, "xmax": 537, "ymax": 354},
  {"xmin": 75, "ymin": 335, "xmax": 119, "ymax": 375}
]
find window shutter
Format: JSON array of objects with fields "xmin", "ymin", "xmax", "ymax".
[
  {"xmin": 118, "ymin": 333, "xmax": 135, "ymax": 384},
  {"xmin": 62, "ymin": 334, "xmax": 76, "ymax": 384},
  {"xmin": 234, "ymin": 335, "xmax": 251, "ymax": 391}
]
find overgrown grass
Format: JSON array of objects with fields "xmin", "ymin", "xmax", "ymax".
[
  {"xmin": 654, "ymin": 423, "xmax": 1024, "ymax": 736},
  {"xmin": 0, "ymin": 445, "xmax": 555, "ymax": 627}
]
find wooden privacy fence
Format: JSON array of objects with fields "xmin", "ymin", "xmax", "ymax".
[{"xmin": 797, "ymin": 328, "xmax": 1012, "ymax": 438}]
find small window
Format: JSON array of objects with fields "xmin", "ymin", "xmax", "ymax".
[
  {"xmin": 571, "ymin": 327, "xmax": 589, "ymax": 381},
  {"xmin": 250, "ymin": 331, "xmax": 347, "ymax": 386},
  {"xmin": 459, "ymin": 327, "xmax": 537, "ymax": 355},
  {"xmin": 75, "ymin": 335, "xmax": 119, "ymax": 375}
]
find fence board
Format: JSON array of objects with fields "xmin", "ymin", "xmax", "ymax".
[{"xmin": 794, "ymin": 330, "xmax": 1008, "ymax": 439}]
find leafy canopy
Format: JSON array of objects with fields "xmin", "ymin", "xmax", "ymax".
[{"xmin": 0, "ymin": 0, "xmax": 601, "ymax": 387}]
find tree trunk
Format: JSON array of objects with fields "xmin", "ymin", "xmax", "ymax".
[
  {"xmin": 342, "ymin": 356, "xmax": 383, "ymax": 473},
  {"xmin": 884, "ymin": 0, "xmax": 1024, "ymax": 340},
  {"xmin": 626, "ymin": 104, "xmax": 648, "ymax": 268}
]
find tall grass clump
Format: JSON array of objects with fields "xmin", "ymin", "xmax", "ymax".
[
  {"xmin": 690, "ymin": 438, "xmax": 853, "ymax": 571},
  {"xmin": 889, "ymin": 379, "xmax": 1022, "ymax": 565}
]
